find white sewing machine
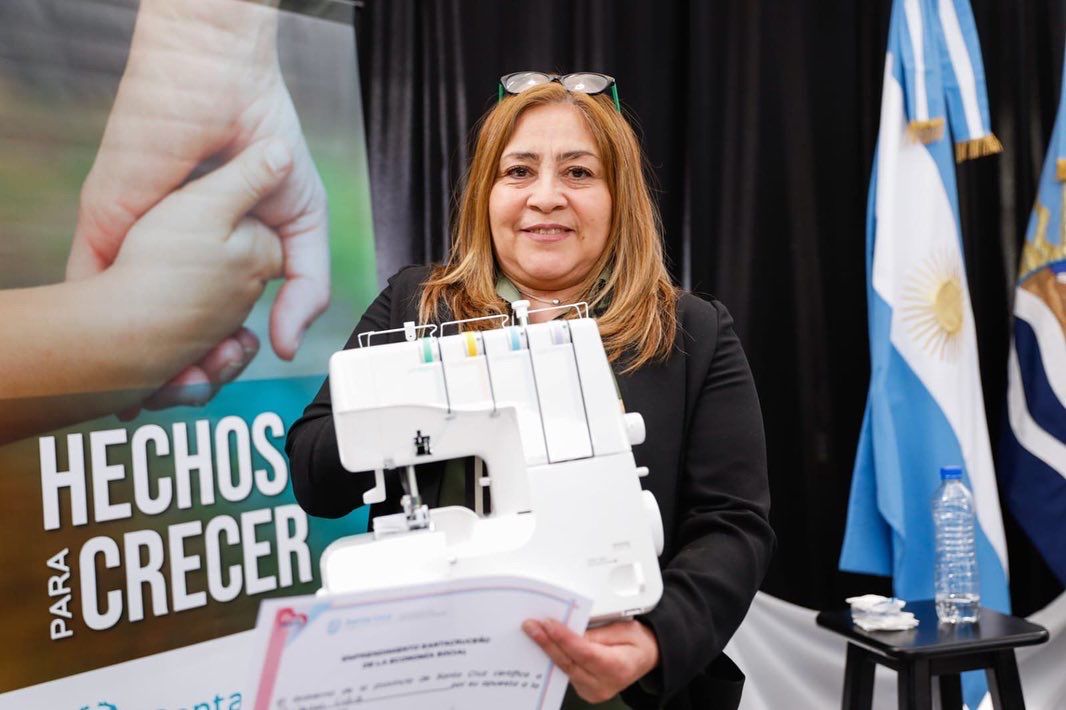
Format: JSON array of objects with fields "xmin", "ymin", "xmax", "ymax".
[{"xmin": 321, "ymin": 300, "xmax": 664, "ymax": 623}]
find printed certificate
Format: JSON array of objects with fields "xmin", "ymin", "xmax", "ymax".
[{"xmin": 248, "ymin": 576, "xmax": 592, "ymax": 710}]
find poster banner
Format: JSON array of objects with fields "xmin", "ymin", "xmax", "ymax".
[{"xmin": 0, "ymin": 0, "xmax": 374, "ymax": 706}]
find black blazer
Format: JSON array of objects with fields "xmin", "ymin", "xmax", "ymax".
[{"xmin": 286, "ymin": 266, "xmax": 775, "ymax": 710}]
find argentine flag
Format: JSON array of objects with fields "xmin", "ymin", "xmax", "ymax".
[
  {"xmin": 840, "ymin": 0, "xmax": 1010, "ymax": 705},
  {"xmin": 999, "ymin": 46, "xmax": 1066, "ymax": 586}
]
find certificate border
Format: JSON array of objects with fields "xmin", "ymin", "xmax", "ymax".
[{"xmin": 254, "ymin": 584, "xmax": 581, "ymax": 710}]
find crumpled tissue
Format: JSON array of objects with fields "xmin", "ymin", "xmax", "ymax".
[{"xmin": 846, "ymin": 594, "xmax": 919, "ymax": 631}]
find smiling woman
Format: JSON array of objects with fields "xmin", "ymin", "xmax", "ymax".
[
  {"xmin": 488, "ymin": 103, "xmax": 613, "ymax": 304},
  {"xmin": 418, "ymin": 82, "xmax": 677, "ymax": 372},
  {"xmin": 287, "ymin": 75, "xmax": 775, "ymax": 710}
]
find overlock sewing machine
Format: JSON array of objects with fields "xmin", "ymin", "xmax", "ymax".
[{"xmin": 320, "ymin": 300, "xmax": 664, "ymax": 623}]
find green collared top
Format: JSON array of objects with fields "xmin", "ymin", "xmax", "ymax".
[{"xmin": 494, "ymin": 272, "xmax": 611, "ymax": 317}]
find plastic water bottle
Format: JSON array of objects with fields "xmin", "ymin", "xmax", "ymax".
[{"xmin": 932, "ymin": 465, "xmax": 980, "ymax": 623}]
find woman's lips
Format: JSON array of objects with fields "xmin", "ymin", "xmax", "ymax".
[{"xmin": 519, "ymin": 227, "xmax": 574, "ymax": 243}]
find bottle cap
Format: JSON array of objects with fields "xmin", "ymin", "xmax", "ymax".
[{"xmin": 940, "ymin": 465, "xmax": 963, "ymax": 480}]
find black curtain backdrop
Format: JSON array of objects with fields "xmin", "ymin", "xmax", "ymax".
[{"xmin": 351, "ymin": 0, "xmax": 1065, "ymax": 616}]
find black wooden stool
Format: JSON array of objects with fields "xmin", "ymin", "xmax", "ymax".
[{"xmin": 816, "ymin": 601, "xmax": 1048, "ymax": 710}]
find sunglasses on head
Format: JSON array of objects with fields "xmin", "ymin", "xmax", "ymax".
[{"xmin": 498, "ymin": 71, "xmax": 621, "ymax": 113}]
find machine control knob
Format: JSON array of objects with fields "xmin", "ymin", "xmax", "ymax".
[
  {"xmin": 642, "ymin": 490, "xmax": 664, "ymax": 557},
  {"xmin": 623, "ymin": 412, "xmax": 646, "ymax": 446}
]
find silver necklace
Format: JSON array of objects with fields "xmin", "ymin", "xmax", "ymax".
[{"xmin": 517, "ymin": 289, "xmax": 562, "ymax": 306}]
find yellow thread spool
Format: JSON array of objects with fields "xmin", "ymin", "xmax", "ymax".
[{"xmin": 464, "ymin": 331, "xmax": 478, "ymax": 357}]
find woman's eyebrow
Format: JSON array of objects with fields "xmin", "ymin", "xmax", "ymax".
[
  {"xmin": 558, "ymin": 150, "xmax": 597, "ymax": 161},
  {"xmin": 501, "ymin": 151, "xmax": 539, "ymax": 162}
]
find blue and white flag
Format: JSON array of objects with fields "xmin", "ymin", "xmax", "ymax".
[
  {"xmin": 929, "ymin": 0, "xmax": 1003, "ymax": 162},
  {"xmin": 840, "ymin": 0, "xmax": 1010, "ymax": 704},
  {"xmin": 999, "ymin": 46, "xmax": 1066, "ymax": 586}
]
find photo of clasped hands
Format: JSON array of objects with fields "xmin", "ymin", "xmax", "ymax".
[{"xmin": 0, "ymin": 0, "xmax": 329, "ymax": 443}]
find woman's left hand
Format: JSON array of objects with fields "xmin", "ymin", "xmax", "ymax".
[{"xmin": 522, "ymin": 618, "xmax": 660, "ymax": 703}]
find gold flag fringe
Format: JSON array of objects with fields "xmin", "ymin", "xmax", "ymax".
[
  {"xmin": 955, "ymin": 133, "xmax": 1003, "ymax": 162},
  {"xmin": 1057, "ymin": 158, "xmax": 1066, "ymax": 182},
  {"xmin": 907, "ymin": 118, "xmax": 945, "ymax": 144}
]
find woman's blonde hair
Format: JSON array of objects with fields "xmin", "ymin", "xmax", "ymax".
[{"xmin": 418, "ymin": 82, "xmax": 677, "ymax": 372}]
